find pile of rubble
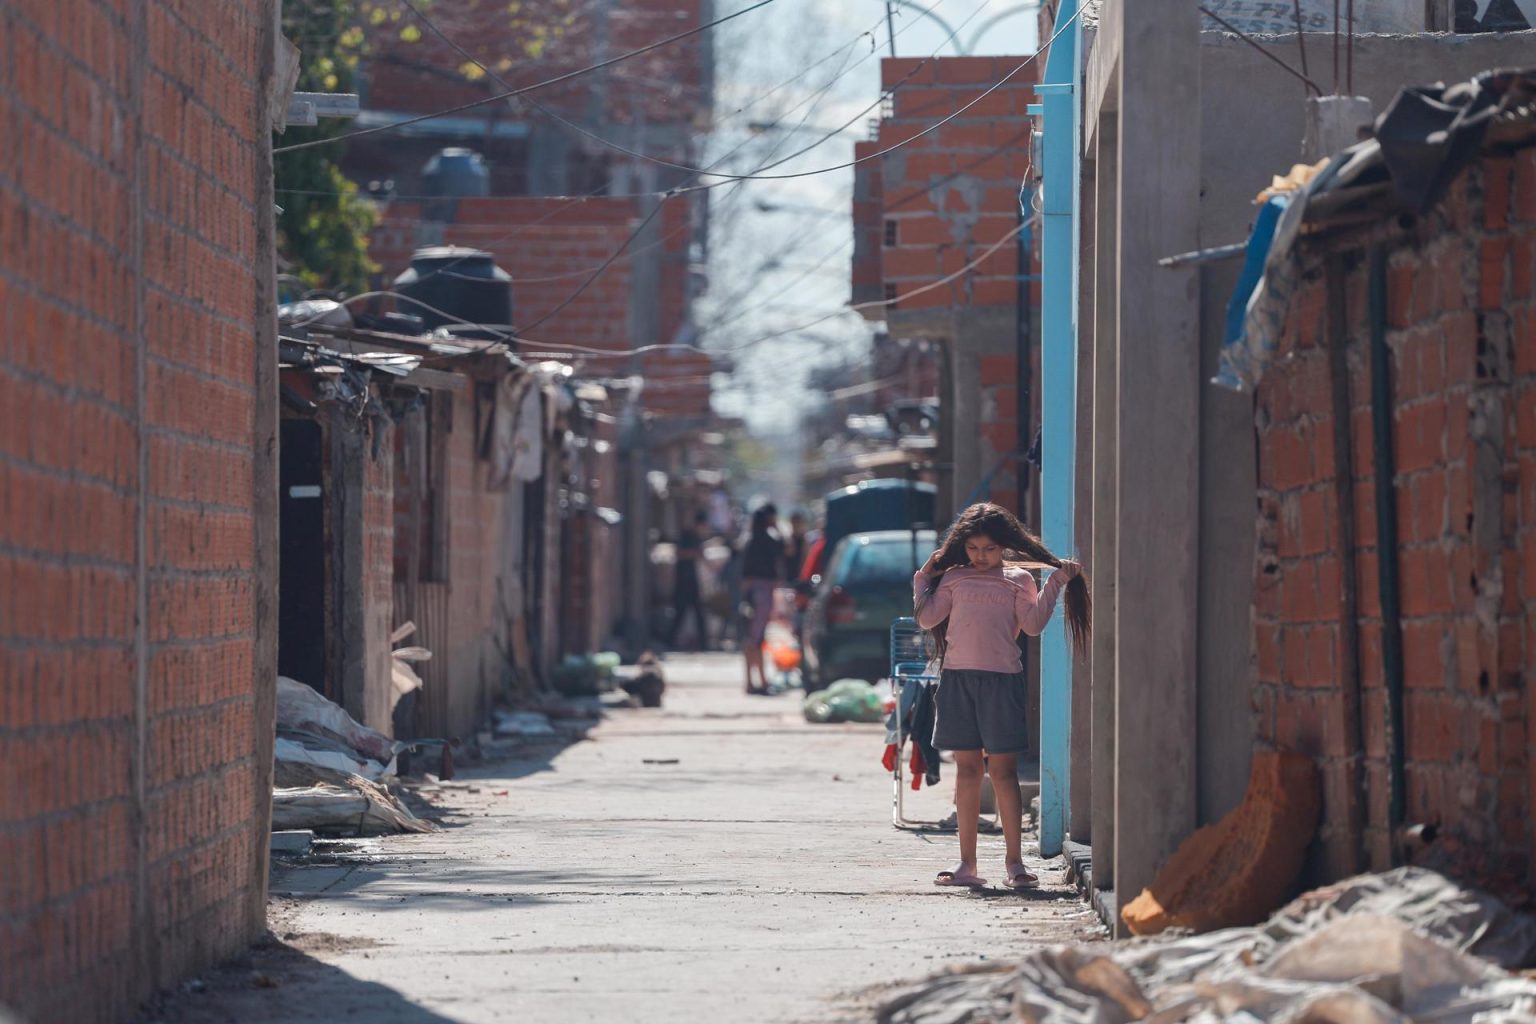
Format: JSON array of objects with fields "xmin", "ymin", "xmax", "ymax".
[
  {"xmin": 272, "ymin": 676, "xmax": 435, "ymax": 836},
  {"xmin": 875, "ymin": 868, "xmax": 1536, "ymax": 1023}
]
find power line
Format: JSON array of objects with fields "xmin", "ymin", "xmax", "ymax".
[
  {"xmin": 302, "ymin": 1, "xmax": 893, "ymax": 299},
  {"xmin": 516, "ymin": 197, "xmax": 670, "ymax": 334},
  {"xmin": 275, "ymin": 0, "xmax": 780, "ymax": 154},
  {"xmin": 292, "ymin": 214, "xmax": 1022, "ymax": 353},
  {"xmin": 483, "ymin": 5, "xmax": 1073, "ymax": 338},
  {"xmin": 292, "ymin": 3, "xmax": 1077, "ymax": 368},
  {"xmin": 499, "ymin": 218, "xmax": 1030, "ymax": 359}
]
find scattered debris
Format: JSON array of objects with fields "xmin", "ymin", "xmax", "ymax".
[
  {"xmin": 270, "ymin": 830, "xmax": 314, "ymax": 856},
  {"xmin": 272, "ymin": 743, "xmax": 437, "ymax": 836},
  {"xmin": 274, "ymin": 736, "xmax": 384, "ymax": 780},
  {"xmin": 390, "ymin": 622, "xmax": 429, "ymax": 714},
  {"xmin": 1122, "ymin": 749, "xmax": 1320, "ymax": 935},
  {"xmin": 804, "ymin": 680, "xmax": 886, "ymax": 724},
  {"xmin": 876, "ymin": 868, "xmax": 1536, "ymax": 1023},
  {"xmin": 620, "ymin": 651, "xmax": 666, "ymax": 708},
  {"xmin": 494, "ymin": 710, "xmax": 557, "ymax": 737},
  {"xmin": 276, "ymin": 676, "xmax": 402, "ymax": 774},
  {"xmin": 272, "ymin": 782, "xmax": 435, "ymax": 836}
]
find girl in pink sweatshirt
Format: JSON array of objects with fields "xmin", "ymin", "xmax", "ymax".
[{"xmin": 913, "ymin": 502, "xmax": 1090, "ymax": 890}]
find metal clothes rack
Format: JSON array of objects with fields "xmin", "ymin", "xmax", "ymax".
[{"xmin": 890, "ymin": 617, "xmax": 940, "ymax": 829}]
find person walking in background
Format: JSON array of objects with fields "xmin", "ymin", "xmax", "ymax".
[
  {"xmin": 786, "ymin": 510, "xmax": 815, "ymax": 649},
  {"xmin": 668, "ymin": 510, "xmax": 710, "ymax": 651},
  {"xmin": 913, "ymin": 503, "xmax": 1089, "ymax": 891},
  {"xmin": 786, "ymin": 511, "xmax": 811, "ymax": 580},
  {"xmin": 740, "ymin": 503, "xmax": 787, "ymax": 695}
]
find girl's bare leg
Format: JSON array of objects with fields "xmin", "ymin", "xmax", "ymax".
[
  {"xmin": 986, "ymin": 752, "xmax": 1024, "ymax": 866},
  {"xmin": 952, "ymin": 750, "xmax": 985, "ymax": 868}
]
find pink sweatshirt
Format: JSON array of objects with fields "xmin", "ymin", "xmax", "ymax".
[{"xmin": 912, "ymin": 566, "xmax": 1067, "ymax": 674}]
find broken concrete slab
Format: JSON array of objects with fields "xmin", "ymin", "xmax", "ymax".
[{"xmin": 270, "ymin": 831, "xmax": 314, "ymax": 855}]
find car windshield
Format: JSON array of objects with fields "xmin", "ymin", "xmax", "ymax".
[{"xmin": 840, "ymin": 538, "xmax": 925, "ymax": 585}]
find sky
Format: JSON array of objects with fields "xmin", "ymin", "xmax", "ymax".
[{"xmin": 695, "ymin": 0, "xmax": 1041, "ymax": 433}]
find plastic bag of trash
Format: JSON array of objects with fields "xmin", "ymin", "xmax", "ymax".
[
  {"xmin": 802, "ymin": 680, "xmax": 886, "ymax": 724},
  {"xmin": 277, "ymin": 677, "xmax": 399, "ymax": 763}
]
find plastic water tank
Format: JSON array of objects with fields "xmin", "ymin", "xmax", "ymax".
[
  {"xmin": 422, "ymin": 148, "xmax": 490, "ymax": 222},
  {"xmin": 393, "ymin": 247, "xmax": 513, "ymax": 337}
]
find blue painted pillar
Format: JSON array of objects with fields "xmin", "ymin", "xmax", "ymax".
[{"xmin": 1033, "ymin": 4, "xmax": 1080, "ymax": 859}]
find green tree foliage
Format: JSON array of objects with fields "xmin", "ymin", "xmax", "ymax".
[{"xmin": 275, "ymin": 0, "xmax": 378, "ymax": 296}]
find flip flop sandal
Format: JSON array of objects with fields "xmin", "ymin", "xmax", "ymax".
[
  {"xmin": 1005, "ymin": 863, "xmax": 1039, "ymax": 889},
  {"xmin": 934, "ymin": 868, "xmax": 988, "ymax": 889}
]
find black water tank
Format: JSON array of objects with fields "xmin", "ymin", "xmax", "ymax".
[{"xmin": 393, "ymin": 246, "xmax": 513, "ymax": 337}]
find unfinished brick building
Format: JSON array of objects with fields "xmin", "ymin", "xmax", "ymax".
[
  {"xmin": 1248, "ymin": 78, "xmax": 1536, "ymax": 892},
  {"xmin": 851, "ymin": 56, "xmax": 1040, "ymax": 518},
  {"xmin": 0, "ymin": 1, "xmax": 278, "ymax": 1020}
]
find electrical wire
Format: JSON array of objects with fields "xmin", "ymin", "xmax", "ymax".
[
  {"xmin": 427, "ymin": 0, "xmax": 1014, "ymax": 335},
  {"xmin": 275, "ymin": 0, "xmax": 781, "ymax": 154},
  {"xmin": 291, "ymin": 214, "xmax": 1021, "ymax": 348},
  {"xmin": 290, "ymin": 4, "xmax": 1076, "ymax": 376},
  {"xmin": 310, "ymin": 0, "xmax": 893, "ymax": 298},
  {"xmin": 516, "ymin": 197, "xmax": 670, "ymax": 334},
  {"xmin": 497, "ymin": 5, "xmax": 1070, "ymax": 347}
]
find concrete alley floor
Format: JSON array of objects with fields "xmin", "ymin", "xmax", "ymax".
[{"xmin": 148, "ymin": 654, "xmax": 1101, "ymax": 1024}]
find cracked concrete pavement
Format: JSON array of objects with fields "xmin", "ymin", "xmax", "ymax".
[{"xmin": 144, "ymin": 653, "xmax": 1101, "ymax": 1023}]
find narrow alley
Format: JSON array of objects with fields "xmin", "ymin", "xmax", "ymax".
[{"xmin": 147, "ymin": 654, "xmax": 1097, "ymax": 1024}]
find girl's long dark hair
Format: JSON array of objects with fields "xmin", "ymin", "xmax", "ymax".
[{"xmin": 919, "ymin": 502, "xmax": 1091, "ymax": 663}]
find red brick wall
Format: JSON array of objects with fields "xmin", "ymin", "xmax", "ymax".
[
  {"xmin": 1253, "ymin": 148, "xmax": 1536, "ymax": 888},
  {"xmin": 0, "ymin": 1, "xmax": 274, "ymax": 1020},
  {"xmin": 876, "ymin": 56, "xmax": 1038, "ymax": 313},
  {"xmin": 374, "ymin": 195, "xmax": 707, "ymax": 417},
  {"xmin": 859, "ymin": 57, "xmax": 1041, "ymax": 516}
]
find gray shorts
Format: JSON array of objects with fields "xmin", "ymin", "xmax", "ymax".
[{"xmin": 933, "ymin": 669, "xmax": 1030, "ymax": 753}]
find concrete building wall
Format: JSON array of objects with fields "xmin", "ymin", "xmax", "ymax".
[
  {"xmin": 0, "ymin": 1, "xmax": 277, "ymax": 1019},
  {"xmin": 1253, "ymin": 147, "xmax": 1536, "ymax": 888}
]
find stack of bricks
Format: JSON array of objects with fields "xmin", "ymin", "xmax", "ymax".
[
  {"xmin": 1252, "ymin": 147, "xmax": 1536, "ymax": 886},
  {"xmin": 0, "ymin": 1, "xmax": 274, "ymax": 1020}
]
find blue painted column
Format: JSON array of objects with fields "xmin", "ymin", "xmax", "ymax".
[{"xmin": 1032, "ymin": 4, "xmax": 1080, "ymax": 859}]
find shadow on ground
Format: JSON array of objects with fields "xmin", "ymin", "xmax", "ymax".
[{"xmin": 134, "ymin": 932, "xmax": 459, "ymax": 1024}]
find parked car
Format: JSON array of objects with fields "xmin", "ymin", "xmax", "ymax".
[{"xmin": 803, "ymin": 529, "xmax": 936, "ymax": 690}]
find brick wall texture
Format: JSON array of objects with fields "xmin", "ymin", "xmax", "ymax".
[
  {"xmin": 374, "ymin": 196, "xmax": 710, "ymax": 418},
  {"xmin": 853, "ymin": 57, "xmax": 1041, "ymax": 516},
  {"xmin": 872, "ymin": 56, "xmax": 1039, "ymax": 314},
  {"xmin": 1253, "ymin": 147, "xmax": 1536, "ymax": 888},
  {"xmin": 0, "ymin": 1, "xmax": 274, "ymax": 1020}
]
